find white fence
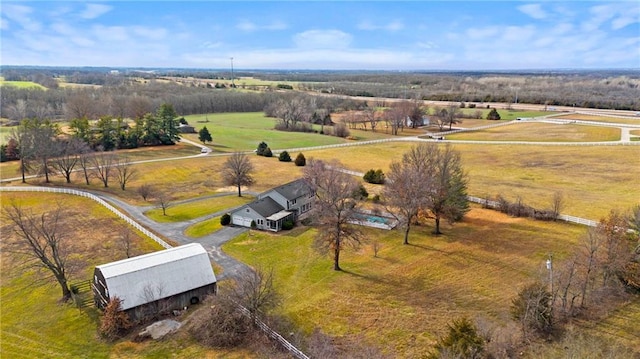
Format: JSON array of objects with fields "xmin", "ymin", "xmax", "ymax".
[
  {"xmin": 237, "ymin": 305, "xmax": 310, "ymax": 359},
  {"xmin": 467, "ymin": 195, "xmax": 598, "ymax": 227},
  {"xmin": 0, "ymin": 186, "xmax": 172, "ymax": 249}
]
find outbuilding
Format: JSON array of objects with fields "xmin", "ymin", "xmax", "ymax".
[{"xmin": 92, "ymin": 243, "xmax": 217, "ymax": 320}]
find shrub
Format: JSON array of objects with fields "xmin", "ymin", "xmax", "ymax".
[
  {"xmin": 99, "ymin": 297, "xmax": 133, "ymax": 340},
  {"xmin": 256, "ymin": 141, "xmax": 268, "ymax": 156},
  {"xmin": 486, "ymin": 108, "xmax": 501, "ymax": 120},
  {"xmin": 428, "ymin": 317, "xmax": 484, "ymax": 359},
  {"xmin": 282, "ymin": 220, "xmax": 294, "ymax": 230},
  {"xmin": 511, "ymin": 282, "xmax": 553, "ymax": 337},
  {"xmin": 250, "ymin": 220, "xmax": 257, "ymax": 229},
  {"xmin": 333, "ymin": 123, "xmax": 350, "ymax": 138},
  {"xmin": 353, "ymin": 184, "xmax": 368, "ymax": 200},
  {"xmin": 294, "ymin": 153, "xmax": 306, "ymax": 166},
  {"xmin": 469, "ymin": 103, "xmax": 476, "ymax": 108},
  {"xmin": 372, "ymin": 194, "xmax": 381, "ymax": 203},
  {"xmin": 187, "ymin": 295, "xmax": 251, "ymax": 348},
  {"xmin": 363, "ymin": 169, "xmax": 385, "ymax": 184},
  {"xmin": 220, "ymin": 213, "xmax": 231, "ymax": 225},
  {"xmin": 278, "ymin": 151, "xmax": 292, "ymax": 162},
  {"xmin": 264, "ymin": 147, "xmax": 273, "ymax": 157}
]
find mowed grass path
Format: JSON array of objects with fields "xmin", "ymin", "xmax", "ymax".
[
  {"xmin": 224, "ymin": 207, "xmax": 588, "ymax": 357},
  {"xmin": 445, "ymin": 122, "xmax": 620, "ymax": 142},
  {"xmin": 145, "ymin": 194, "xmax": 252, "ymax": 222}
]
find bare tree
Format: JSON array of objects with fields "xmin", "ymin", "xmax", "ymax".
[
  {"xmin": 137, "ymin": 184, "xmax": 157, "ymax": 201},
  {"xmin": 384, "ymin": 144, "xmax": 469, "ymax": 240},
  {"xmin": 303, "ymin": 159, "xmax": 362, "ymax": 271},
  {"xmin": 91, "ymin": 151, "xmax": 117, "ymax": 188},
  {"xmin": 231, "ymin": 266, "xmax": 280, "ymax": 326},
  {"xmin": 424, "ymin": 144, "xmax": 469, "ymax": 235},
  {"xmin": 363, "ymin": 106, "xmax": 379, "ymax": 132},
  {"xmin": 113, "ymin": 156, "xmax": 137, "ymax": 191},
  {"xmin": 77, "ymin": 152, "xmax": 93, "ymax": 185},
  {"xmin": 51, "ymin": 137, "xmax": 90, "ymax": 183},
  {"xmin": 383, "ymin": 106, "xmax": 405, "ymax": 135},
  {"xmin": 65, "ymin": 90, "xmax": 97, "ymax": 120},
  {"xmin": 273, "ymin": 96, "xmax": 310, "ymax": 130},
  {"xmin": 222, "ymin": 152, "xmax": 255, "ymax": 197},
  {"xmin": 118, "ymin": 227, "xmax": 135, "ymax": 258},
  {"xmin": 551, "ymin": 191, "xmax": 564, "ymax": 221},
  {"xmin": 2, "ymin": 202, "xmax": 73, "ymax": 301},
  {"xmin": 383, "ymin": 144, "xmax": 436, "ymax": 245},
  {"xmin": 156, "ymin": 191, "xmax": 173, "ymax": 216}
]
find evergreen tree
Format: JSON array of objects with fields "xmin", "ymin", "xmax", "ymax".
[
  {"xmin": 486, "ymin": 108, "xmax": 501, "ymax": 120},
  {"xmin": 256, "ymin": 141, "xmax": 269, "ymax": 156},
  {"xmin": 295, "ymin": 152, "xmax": 306, "ymax": 166},
  {"xmin": 198, "ymin": 126, "xmax": 213, "ymax": 144},
  {"xmin": 278, "ymin": 151, "xmax": 292, "ymax": 162}
]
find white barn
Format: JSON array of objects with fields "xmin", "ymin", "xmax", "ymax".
[{"xmin": 92, "ymin": 243, "xmax": 217, "ymax": 319}]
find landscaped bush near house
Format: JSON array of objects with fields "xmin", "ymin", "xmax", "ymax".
[
  {"xmin": 279, "ymin": 151, "xmax": 292, "ymax": 162},
  {"xmin": 220, "ymin": 213, "xmax": 231, "ymax": 225},
  {"xmin": 282, "ymin": 220, "xmax": 294, "ymax": 230}
]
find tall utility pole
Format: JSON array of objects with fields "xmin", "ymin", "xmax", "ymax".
[{"xmin": 230, "ymin": 57, "xmax": 234, "ymax": 88}]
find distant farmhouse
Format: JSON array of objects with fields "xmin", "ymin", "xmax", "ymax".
[
  {"xmin": 178, "ymin": 123, "xmax": 196, "ymax": 133},
  {"xmin": 230, "ymin": 179, "xmax": 314, "ymax": 232},
  {"xmin": 92, "ymin": 243, "xmax": 217, "ymax": 320}
]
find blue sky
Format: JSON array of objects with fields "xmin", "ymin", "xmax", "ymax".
[{"xmin": 1, "ymin": 1, "xmax": 639, "ymax": 70}]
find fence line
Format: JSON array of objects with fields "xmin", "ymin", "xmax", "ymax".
[
  {"xmin": 237, "ymin": 305, "xmax": 310, "ymax": 359},
  {"xmin": 0, "ymin": 186, "xmax": 172, "ymax": 249},
  {"xmin": 467, "ymin": 195, "xmax": 598, "ymax": 227}
]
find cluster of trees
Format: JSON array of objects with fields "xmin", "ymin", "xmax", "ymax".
[
  {"xmin": 302, "ymin": 143, "xmax": 469, "ymax": 270},
  {"xmin": 384, "ymin": 143, "xmax": 469, "ymax": 243}
]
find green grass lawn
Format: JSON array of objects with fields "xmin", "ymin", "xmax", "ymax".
[
  {"xmin": 223, "ymin": 207, "xmax": 594, "ymax": 357},
  {"xmin": 445, "ymin": 122, "xmax": 621, "ymax": 142},
  {"xmin": 0, "ymin": 80, "xmax": 46, "ymax": 89},
  {"xmin": 184, "ymin": 216, "xmax": 223, "ymax": 237},
  {"xmin": 145, "ymin": 194, "xmax": 253, "ymax": 223}
]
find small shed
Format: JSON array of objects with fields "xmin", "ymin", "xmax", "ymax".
[{"xmin": 92, "ymin": 243, "xmax": 216, "ymax": 319}]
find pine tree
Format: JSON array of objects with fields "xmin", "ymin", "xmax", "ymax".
[{"xmin": 198, "ymin": 126, "xmax": 212, "ymax": 144}]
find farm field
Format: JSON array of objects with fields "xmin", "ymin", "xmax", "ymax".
[
  {"xmin": 445, "ymin": 122, "xmax": 621, "ymax": 142},
  {"xmin": 144, "ymin": 194, "xmax": 253, "ymax": 222},
  {"xmin": 302, "ymin": 142, "xmax": 640, "ymax": 220},
  {"xmin": 223, "ymin": 207, "xmax": 639, "ymax": 357},
  {"xmin": 556, "ymin": 113, "xmax": 640, "ymax": 125},
  {"xmin": 0, "ymin": 79, "xmax": 45, "ymax": 89}
]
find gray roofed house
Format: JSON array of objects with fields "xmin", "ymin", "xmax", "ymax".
[
  {"xmin": 230, "ymin": 178, "xmax": 314, "ymax": 232},
  {"xmin": 92, "ymin": 243, "xmax": 217, "ymax": 320}
]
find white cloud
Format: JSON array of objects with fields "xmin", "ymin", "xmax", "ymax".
[
  {"xmin": 0, "ymin": 17, "xmax": 8, "ymax": 30},
  {"xmin": 2, "ymin": 4, "xmax": 41, "ymax": 32},
  {"xmin": 417, "ymin": 41, "xmax": 436, "ymax": 49},
  {"xmin": 501, "ymin": 25, "xmax": 535, "ymax": 42},
  {"xmin": 518, "ymin": 4, "xmax": 547, "ymax": 20},
  {"xmin": 236, "ymin": 19, "xmax": 287, "ymax": 32},
  {"xmin": 358, "ymin": 20, "xmax": 404, "ymax": 31},
  {"xmin": 466, "ymin": 26, "xmax": 500, "ymax": 40},
  {"xmin": 200, "ymin": 41, "xmax": 222, "ymax": 49},
  {"xmin": 92, "ymin": 25, "xmax": 129, "ymax": 42},
  {"xmin": 236, "ymin": 20, "xmax": 257, "ymax": 32},
  {"xmin": 133, "ymin": 26, "xmax": 167, "ymax": 41},
  {"xmin": 79, "ymin": 4, "xmax": 112, "ymax": 20},
  {"xmin": 293, "ymin": 30, "xmax": 352, "ymax": 49}
]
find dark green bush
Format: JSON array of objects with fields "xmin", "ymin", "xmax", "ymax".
[
  {"xmin": 279, "ymin": 151, "xmax": 292, "ymax": 162},
  {"xmin": 363, "ymin": 169, "xmax": 385, "ymax": 184},
  {"xmin": 282, "ymin": 220, "xmax": 294, "ymax": 230},
  {"xmin": 294, "ymin": 153, "xmax": 306, "ymax": 166},
  {"xmin": 220, "ymin": 213, "xmax": 231, "ymax": 225},
  {"xmin": 256, "ymin": 142, "xmax": 268, "ymax": 156}
]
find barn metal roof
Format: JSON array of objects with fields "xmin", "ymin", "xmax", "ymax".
[{"xmin": 95, "ymin": 243, "xmax": 216, "ymax": 310}]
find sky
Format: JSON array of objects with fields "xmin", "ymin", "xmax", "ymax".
[{"xmin": 1, "ymin": 1, "xmax": 639, "ymax": 70}]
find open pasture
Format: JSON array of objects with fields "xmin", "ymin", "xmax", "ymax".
[
  {"xmin": 224, "ymin": 207, "xmax": 592, "ymax": 357},
  {"xmin": 445, "ymin": 122, "xmax": 620, "ymax": 142},
  {"xmin": 555, "ymin": 113, "xmax": 640, "ymax": 125},
  {"xmin": 0, "ymin": 79, "xmax": 46, "ymax": 89},
  {"xmin": 302, "ymin": 142, "xmax": 640, "ymax": 220}
]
